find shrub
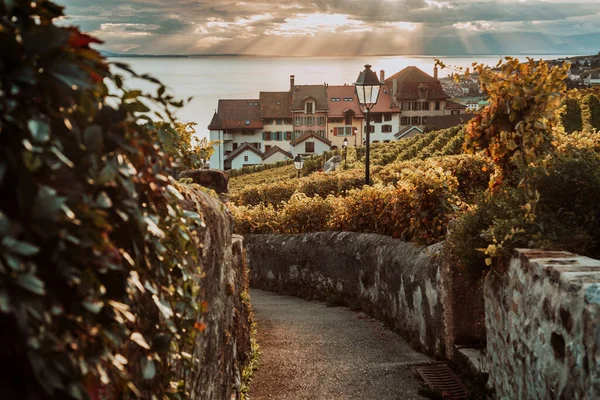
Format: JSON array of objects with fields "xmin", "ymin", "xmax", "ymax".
[
  {"xmin": 0, "ymin": 2, "xmax": 205, "ymax": 398},
  {"xmin": 588, "ymin": 94, "xmax": 600, "ymax": 131},
  {"xmin": 562, "ymin": 97, "xmax": 583, "ymax": 134}
]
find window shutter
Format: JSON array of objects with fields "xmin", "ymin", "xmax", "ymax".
[{"xmin": 333, "ymin": 128, "xmax": 337, "ymax": 136}]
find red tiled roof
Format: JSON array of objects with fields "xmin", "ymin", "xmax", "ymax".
[
  {"xmin": 290, "ymin": 132, "xmax": 332, "ymax": 147},
  {"xmin": 326, "ymin": 85, "xmax": 364, "ymax": 118},
  {"xmin": 262, "ymin": 145, "xmax": 292, "ymax": 161},
  {"xmin": 446, "ymin": 100, "xmax": 467, "ymax": 110},
  {"xmin": 395, "ymin": 126, "xmax": 423, "ymax": 139},
  {"xmin": 370, "ymin": 85, "xmax": 401, "ymax": 113},
  {"xmin": 214, "ymin": 99, "xmax": 262, "ymax": 130},
  {"xmin": 291, "ymin": 85, "xmax": 328, "ymax": 111},
  {"xmin": 208, "ymin": 112, "xmax": 222, "ymax": 130},
  {"xmin": 384, "ymin": 66, "xmax": 449, "ymax": 101},
  {"xmin": 226, "ymin": 142, "xmax": 263, "ymax": 162},
  {"xmin": 260, "ymin": 92, "xmax": 292, "ymax": 119}
]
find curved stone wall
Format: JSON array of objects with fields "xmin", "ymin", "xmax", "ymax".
[{"xmin": 244, "ymin": 232, "xmax": 445, "ymax": 357}]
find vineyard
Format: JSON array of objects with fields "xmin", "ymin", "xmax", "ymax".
[{"xmin": 228, "ymin": 69, "xmax": 600, "ymax": 273}]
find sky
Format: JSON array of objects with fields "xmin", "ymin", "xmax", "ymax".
[{"xmin": 59, "ymin": 0, "xmax": 600, "ymax": 56}]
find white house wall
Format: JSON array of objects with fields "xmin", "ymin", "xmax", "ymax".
[
  {"xmin": 209, "ymin": 129, "xmax": 225, "ymax": 170},
  {"xmin": 263, "ymin": 152, "xmax": 291, "ymax": 164},
  {"xmin": 292, "ymin": 139, "xmax": 331, "ymax": 156},
  {"xmin": 230, "ymin": 149, "xmax": 263, "ymax": 170}
]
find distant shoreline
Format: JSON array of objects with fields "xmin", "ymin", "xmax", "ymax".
[{"xmin": 104, "ymin": 53, "xmax": 590, "ymax": 59}]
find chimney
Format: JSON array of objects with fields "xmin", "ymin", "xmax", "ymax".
[
  {"xmin": 290, "ymin": 75, "xmax": 295, "ymax": 91},
  {"xmin": 392, "ymin": 78, "xmax": 398, "ymax": 97},
  {"xmin": 380, "ymin": 70, "xmax": 385, "ymax": 82},
  {"xmin": 434, "ymin": 66, "xmax": 438, "ymax": 80}
]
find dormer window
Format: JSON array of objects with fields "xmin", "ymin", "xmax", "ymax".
[
  {"xmin": 245, "ymin": 120, "xmax": 250, "ymax": 125},
  {"xmin": 418, "ymin": 83, "xmax": 428, "ymax": 100},
  {"xmin": 306, "ymin": 101, "xmax": 314, "ymax": 114}
]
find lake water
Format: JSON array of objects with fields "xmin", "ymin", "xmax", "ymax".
[{"xmin": 113, "ymin": 55, "xmax": 569, "ymax": 138}]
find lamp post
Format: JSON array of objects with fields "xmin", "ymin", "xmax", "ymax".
[
  {"xmin": 294, "ymin": 154, "xmax": 304, "ymax": 178},
  {"xmin": 342, "ymin": 137, "xmax": 348, "ymax": 167},
  {"xmin": 354, "ymin": 64, "xmax": 382, "ymax": 185}
]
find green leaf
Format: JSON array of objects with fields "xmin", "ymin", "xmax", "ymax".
[
  {"xmin": 0, "ymin": 292, "xmax": 10, "ymax": 313},
  {"xmin": 95, "ymin": 191, "xmax": 113, "ymax": 209},
  {"xmin": 50, "ymin": 147, "xmax": 75, "ymax": 168},
  {"xmin": 16, "ymin": 273, "xmax": 46, "ymax": 295},
  {"xmin": 83, "ymin": 125, "xmax": 104, "ymax": 153},
  {"xmin": 2, "ymin": 236, "xmax": 40, "ymax": 256},
  {"xmin": 142, "ymin": 358, "xmax": 156, "ymax": 380},
  {"xmin": 97, "ymin": 162, "xmax": 118, "ymax": 185},
  {"xmin": 0, "ymin": 211, "xmax": 9, "ymax": 236},
  {"xmin": 130, "ymin": 332, "xmax": 151, "ymax": 350},
  {"xmin": 32, "ymin": 186, "xmax": 66, "ymax": 220},
  {"xmin": 152, "ymin": 295, "xmax": 173, "ymax": 319},
  {"xmin": 82, "ymin": 301, "xmax": 103, "ymax": 314},
  {"xmin": 28, "ymin": 119, "xmax": 51, "ymax": 143}
]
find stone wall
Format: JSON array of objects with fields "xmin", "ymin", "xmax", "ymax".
[
  {"xmin": 244, "ymin": 232, "xmax": 445, "ymax": 357},
  {"xmin": 179, "ymin": 186, "xmax": 252, "ymax": 400},
  {"xmin": 485, "ymin": 249, "xmax": 600, "ymax": 399}
]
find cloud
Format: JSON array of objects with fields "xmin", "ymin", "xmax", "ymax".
[{"xmin": 57, "ymin": 0, "xmax": 600, "ymax": 55}]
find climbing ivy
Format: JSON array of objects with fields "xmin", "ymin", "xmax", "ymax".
[{"xmin": 0, "ymin": 1, "xmax": 206, "ymax": 398}]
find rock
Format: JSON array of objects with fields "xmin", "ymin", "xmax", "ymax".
[{"xmin": 179, "ymin": 169, "xmax": 229, "ymax": 194}]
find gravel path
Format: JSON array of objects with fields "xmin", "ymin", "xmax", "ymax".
[{"xmin": 248, "ymin": 289, "xmax": 431, "ymax": 400}]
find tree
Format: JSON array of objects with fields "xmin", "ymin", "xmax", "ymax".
[{"xmin": 172, "ymin": 122, "xmax": 222, "ymax": 170}]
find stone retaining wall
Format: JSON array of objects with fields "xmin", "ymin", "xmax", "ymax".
[
  {"xmin": 180, "ymin": 182, "xmax": 252, "ymax": 400},
  {"xmin": 485, "ymin": 249, "xmax": 600, "ymax": 399},
  {"xmin": 244, "ymin": 232, "xmax": 445, "ymax": 357}
]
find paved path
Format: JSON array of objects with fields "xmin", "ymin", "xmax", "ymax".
[{"xmin": 249, "ymin": 289, "xmax": 431, "ymax": 400}]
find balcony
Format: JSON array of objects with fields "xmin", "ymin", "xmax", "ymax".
[{"xmin": 223, "ymin": 133, "xmax": 234, "ymax": 141}]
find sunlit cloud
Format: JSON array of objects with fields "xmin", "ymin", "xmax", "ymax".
[{"xmin": 58, "ymin": 0, "xmax": 600, "ymax": 55}]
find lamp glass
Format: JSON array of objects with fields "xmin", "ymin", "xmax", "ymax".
[{"xmin": 294, "ymin": 154, "xmax": 303, "ymax": 170}]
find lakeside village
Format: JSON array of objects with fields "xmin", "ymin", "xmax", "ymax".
[{"xmin": 208, "ymin": 52, "xmax": 600, "ymax": 171}]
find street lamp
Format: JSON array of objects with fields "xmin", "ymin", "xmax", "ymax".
[
  {"xmin": 354, "ymin": 64, "xmax": 382, "ymax": 185},
  {"xmin": 342, "ymin": 137, "xmax": 348, "ymax": 167},
  {"xmin": 294, "ymin": 154, "xmax": 304, "ymax": 178}
]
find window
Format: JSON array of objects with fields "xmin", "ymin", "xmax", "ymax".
[
  {"xmin": 422, "ymin": 102, "xmax": 430, "ymax": 111},
  {"xmin": 265, "ymin": 145, "xmax": 272, "ymax": 151},
  {"xmin": 233, "ymin": 143, "xmax": 238, "ymax": 150},
  {"xmin": 435, "ymin": 101, "xmax": 441, "ymax": 110},
  {"xmin": 344, "ymin": 97, "xmax": 353, "ymax": 101},
  {"xmin": 382, "ymin": 125, "xmax": 392, "ymax": 133},
  {"xmin": 412, "ymin": 102, "xmax": 421, "ymax": 111},
  {"xmin": 401, "ymin": 102, "xmax": 411, "ymax": 111},
  {"xmin": 371, "ymin": 114, "xmax": 382, "ymax": 123},
  {"xmin": 345, "ymin": 113, "xmax": 352, "ymax": 125},
  {"xmin": 384, "ymin": 140, "xmax": 390, "ymax": 143},
  {"xmin": 422, "ymin": 116, "xmax": 428, "ymax": 125},
  {"xmin": 317, "ymin": 116, "xmax": 326, "ymax": 125},
  {"xmin": 401, "ymin": 117, "xmax": 410, "ymax": 125},
  {"xmin": 263, "ymin": 132, "xmax": 272, "ymax": 141},
  {"xmin": 294, "ymin": 130, "xmax": 302, "ymax": 138},
  {"xmin": 245, "ymin": 119, "xmax": 250, "ymax": 125},
  {"xmin": 244, "ymin": 155, "xmax": 248, "ymax": 162},
  {"xmin": 295, "ymin": 116, "xmax": 302, "ymax": 125},
  {"xmin": 305, "ymin": 116, "xmax": 315, "ymax": 125},
  {"xmin": 306, "ymin": 102, "xmax": 314, "ymax": 114},
  {"xmin": 365, "ymin": 124, "xmax": 375, "ymax": 133},
  {"xmin": 285, "ymin": 131, "xmax": 293, "ymax": 140},
  {"xmin": 331, "ymin": 97, "xmax": 341, "ymax": 102},
  {"xmin": 305, "ymin": 142, "xmax": 315, "ymax": 153},
  {"xmin": 317, "ymin": 130, "xmax": 326, "ymax": 137},
  {"xmin": 451, "ymin": 110, "xmax": 460, "ymax": 115},
  {"xmin": 411, "ymin": 116, "xmax": 421, "ymax": 125},
  {"xmin": 334, "ymin": 127, "xmax": 353, "ymax": 136},
  {"xmin": 383, "ymin": 113, "xmax": 392, "ymax": 121},
  {"xmin": 276, "ymin": 119, "xmax": 283, "ymax": 125}
]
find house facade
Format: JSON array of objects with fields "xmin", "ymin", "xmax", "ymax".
[
  {"xmin": 326, "ymin": 85, "xmax": 363, "ymax": 148},
  {"xmin": 290, "ymin": 132, "xmax": 332, "ymax": 156},
  {"xmin": 382, "ymin": 66, "xmax": 464, "ymax": 133},
  {"xmin": 291, "ymin": 77, "xmax": 329, "ymax": 141},
  {"xmin": 208, "ymin": 99, "xmax": 263, "ymax": 170},
  {"xmin": 259, "ymin": 91, "xmax": 294, "ymax": 151}
]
